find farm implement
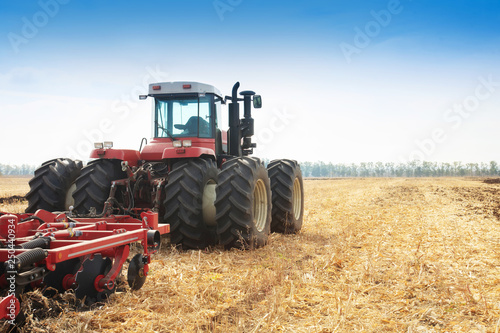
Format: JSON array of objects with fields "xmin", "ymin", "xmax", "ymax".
[{"xmin": 0, "ymin": 209, "xmax": 168, "ymax": 323}]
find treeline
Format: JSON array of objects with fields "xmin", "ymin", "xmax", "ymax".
[
  {"xmin": 0, "ymin": 164, "xmax": 38, "ymax": 176},
  {"xmin": 1, "ymin": 161, "xmax": 500, "ymax": 178},
  {"xmin": 299, "ymin": 161, "xmax": 500, "ymax": 178}
]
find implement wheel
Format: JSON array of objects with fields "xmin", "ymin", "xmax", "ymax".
[
  {"xmin": 215, "ymin": 157, "xmax": 272, "ymax": 249},
  {"xmin": 26, "ymin": 158, "xmax": 83, "ymax": 213}
]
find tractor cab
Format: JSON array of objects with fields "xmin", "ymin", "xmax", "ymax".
[
  {"xmin": 139, "ymin": 82, "xmax": 227, "ymax": 161},
  {"xmin": 150, "ymin": 82, "xmax": 224, "ymax": 140}
]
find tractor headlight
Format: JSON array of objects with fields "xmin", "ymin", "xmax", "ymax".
[
  {"xmin": 173, "ymin": 141, "xmax": 182, "ymax": 148},
  {"xmin": 183, "ymin": 140, "xmax": 192, "ymax": 147},
  {"xmin": 103, "ymin": 141, "xmax": 113, "ymax": 149},
  {"xmin": 94, "ymin": 142, "xmax": 104, "ymax": 149}
]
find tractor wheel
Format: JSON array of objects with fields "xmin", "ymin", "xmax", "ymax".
[
  {"xmin": 26, "ymin": 158, "xmax": 83, "ymax": 213},
  {"xmin": 72, "ymin": 159, "xmax": 127, "ymax": 215},
  {"xmin": 163, "ymin": 158, "xmax": 219, "ymax": 249},
  {"xmin": 215, "ymin": 157, "xmax": 272, "ymax": 249},
  {"xmin": 267, "ymin": 159, "xmax": 304, "ymax": 234}
]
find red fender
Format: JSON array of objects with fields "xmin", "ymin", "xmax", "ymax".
[{"xmin": 89, "ymin": 149, "xmax": 141, "ymax": 167}]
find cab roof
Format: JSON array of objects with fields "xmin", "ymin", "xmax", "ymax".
[{"xmin": 148, "ymin": 82, "xmax": 222, "ymax": 97}]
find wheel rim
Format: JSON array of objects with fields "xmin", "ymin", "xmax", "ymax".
[
  {"xmin": 65, "ymin": 183, "xmax": 77, "ymax": 210},
  {"xmin": 253, "ymin": 179, "xmax": 268, "ymax": 232},
  {"xmin": 202, "ymin": 180, "xmax": 217, "ymax": 227},
  {"xmin": 293, "ymin": 177, "xmax": 302, "ymax": 220}
]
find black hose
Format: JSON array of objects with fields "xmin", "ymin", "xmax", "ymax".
[
  {"xmin": 126, "ymin": 182, "xmax": 134, "ymax": 214},
  {"xmin": 67, "ymin": 216, "xmax": 79, "ymax": 223},
  {"xmin": 6, "ymin": 248, "xmax": 47, "ymax": 271},
  {"xmin": 20, "ymin": 237, "xmax": 51, "ymax": 249},
  {"xmin": 109, "ymin": 197, "xmax": 126, "ymax": 215},
  {"xmin": 20, "ymin": 216, "xmax": 45, "ymax": 225}
]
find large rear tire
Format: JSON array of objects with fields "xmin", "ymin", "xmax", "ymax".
[
  {"xmin": 26, "ymin": 158, "xmax": 83, "ymax": 213},
  {"xmin": 72, "ymin": 159, "xmax": 127, "ymax": 215},
  {"xmin": 267, "ymin": 159, "xmax": 304, "ymax": 234},
  {"xmin": 163, "ymin": 158, "xmax": 219, "ymax": 249},
  {"xmin": 215, "ymin": 157, "xmax": 272, "ymax": 249}
]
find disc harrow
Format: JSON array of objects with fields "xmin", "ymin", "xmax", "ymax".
[{"xmin": 0, "ymin": 209, "xmax": 169, "ymax": 323}]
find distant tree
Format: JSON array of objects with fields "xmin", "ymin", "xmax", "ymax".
[
  {"xmin": 374, "ymin": 162, "xmax": 385, "ymax": 177},
  {"xmin": 300, "ymin": 161, "xmax": 312, "ymax": 177},
  {"xmin": 385, "ymin": 162, "xmax": 395, "ymax": 177},
  {"xmin": 422, "ymin": 161, "xmax": 433, "ymax": 177},
  {"xmin": 395, "ymin": 163, "xmax": 405, "ymax": 177},
  {"xmin": 480, "ymin": 162, "xmax": 489, "ymax": 176},
  {"xmin": 490, "ymin": 161, "xmax": 498, "ymax": 176},
  {"xmin": 350, "ymin": 163, "xmax": 358, "ymax": 177},
  {"xmin": 465, "ymin": 163, "xmax": 472, "ymax": 176},
  {"xmin": 311, "ymin": 163, "xmax": 321, "ymax": 177},
  {"xmin": 295, "ymin": 160, "xmax": 499, "ymax": 178},
  {"xmin": 0, "ymin": 163, "xmax": 37, "ymax": 176},
  {"xmin": 359, "ymin": 162, "xmax": 369, "ymax": 177},
  {"xmin": 327, "ymin": 162, "xmax": 334, "ymax": 177},
  {"xmin": 472, "ymin": 163, "xmax": 480, "ymax": 176},
  {"xmin": 319, "ymin": 161, "xmax": 328, "ymax": 177}
]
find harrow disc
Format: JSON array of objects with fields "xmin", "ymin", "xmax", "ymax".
[
  {"xmin": 44, "ymin": 258, "xmax": 81, "ymax": 295},
  {"xmin": 127, "ymin": 253, "xmax": 147, "ymax": 290},
  {"xmin": 75, "ymin": 255, "xmax": 114, "ymax": 305}
]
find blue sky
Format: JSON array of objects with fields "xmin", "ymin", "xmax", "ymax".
[{"xmin": 1, "ymin": 0, "xmax": 499, "ymax": 165}]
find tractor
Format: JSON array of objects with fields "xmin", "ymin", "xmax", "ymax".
[{"xmin": 25, "ymin": 81, "xmax": 304, "ymax": 250}]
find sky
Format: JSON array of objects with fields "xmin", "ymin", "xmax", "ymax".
[{"xmin": 0, "ymin": 0, "xmax": 499, "ymax": 165}]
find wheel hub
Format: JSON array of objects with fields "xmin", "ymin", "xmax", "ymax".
[
  {"xmin": 202, "ymin": 180, "xmax": 217, "ymax": 227},
  {"xmin": 64, "ymin": 183, "xmax": 77, "ymax": 210},
  {"xmin": 293, "ymin": 177, "xmax": 302, "ymax": 220},
  {"xmin": 253, "ymin": 179, "xmax": 268, "ymax": 232}
]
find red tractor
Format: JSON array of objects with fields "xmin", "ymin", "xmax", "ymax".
[{"xmin": 26, "ymin": 82, "xmax": 304, "ymax": 250}]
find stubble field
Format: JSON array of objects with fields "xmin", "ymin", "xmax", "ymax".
[{"xmin": 1, "ymin": 177, "xmax": 500, "ymax": 332}]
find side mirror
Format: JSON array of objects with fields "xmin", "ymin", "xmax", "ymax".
[
  {"xmin": 253, "ymin": 95, "xmax": 262, "ymax": 109},
  {"xmin": 139, "ymin": 95, "xmax": 148, "ymax": 100}
]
